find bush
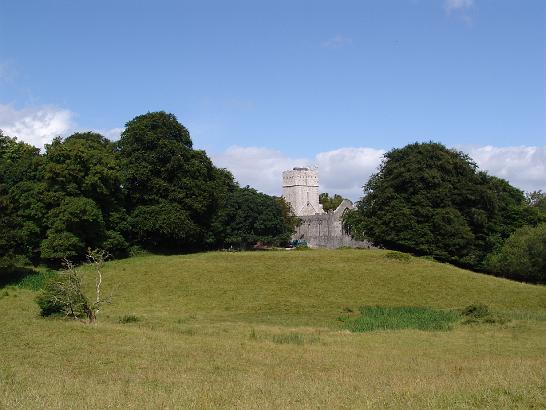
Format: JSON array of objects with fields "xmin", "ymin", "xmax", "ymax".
[
  {"xmin": 35, "ymin": 249, "xmax": 111, "ymax": 322},
  {"xmin": 486, "ymin": 223, "xmax": 546, "ymax": 283},
  {"xmin": 461, "ymin": 304, "xmax": 507, "ymax": 324},
  {"xmin": 119, "ymin": 314, "xmax": 139, "ymax": 324},
  {"xmin": 36, "ymin": 270, "xmax": 87, "ymax": 317}
]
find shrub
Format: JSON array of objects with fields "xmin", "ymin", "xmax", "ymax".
[
  {"xmin": 486, "ymin": 223, "xmax": 546, "ymax": 283},
  {"xmin": 461, "ymin": 304, "xmax": 507, "ymax": 324},
  {"xmin": 35, "ymin": 249, "xmax": 112, "ymax": 322},
  {"xmin": 36, "ymin": 274, "xmax": 81, "ymax": 317},
  {"xmin": 119, "ymin": 314, "xmax": 139, "ymax": 324}
]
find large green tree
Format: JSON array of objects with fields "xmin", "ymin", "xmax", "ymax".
[
  {"xmin": 211, "ymin": 186, "xmax": 295, "ymax": 249},
  {"xmin": 344, "ymin": 142, "xmax": 531, "ymax": 268},
  {"xmin": 0, "ymin": 132, "xmax": 44, "ymax": 263},
  {"xmin": 118, "ymin": 111, "xmax": 230, "ymax": 250},
  {"xmin": 40, "ymin": 132, "xmax": 128, "ymax": 260},
  {"xmin": 486, "ymin": 223, "xmax": 546, "ymax": 283}
]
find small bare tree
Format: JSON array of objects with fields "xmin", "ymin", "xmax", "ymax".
[
  {"xmin": 84, "ymin": 248, "xmax": 112, "ymax": 322},
  {"xmin": 38, "ymin": 248, "xmax": 112, "ymax": 323}
]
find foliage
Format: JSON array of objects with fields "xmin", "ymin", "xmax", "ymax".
[
  {"xmin": 118, "ymin": 112, "xmax": 234, "ymax": 250},
  {"xmin": 319, "ymin": 193, "xmax": 344, "ymax": 212},
  {"xmin": 119, "ymin": 314, "xmax": 140, "ymax": 323},
  {"xmin": 41, "ymin": 133, "xmax": 128, "ymax": 260},
  {"xmin": 485, "ymin": 223, "xmax": 546, "ymax": 283},
  {"xmin": 211, "ymin": 186, "xmax": 295, "ymax": 249},
  {"xmin": 344, "ymin": 142, "xmax": 532, "ymax": 270},
  {"xmin": 36, "ymin": 249, "xmax": 112, "ymax": 322},
  {"xmin": 340, "ymin": 306, "xmax": 460, "ymax": 332},
  {"xmin": 460, "ymin": 303, "xmax": 508, "ymax": 324},
  {"xmin": 0, "ymin": 132, "xmax": 43, "ymax": 263}
]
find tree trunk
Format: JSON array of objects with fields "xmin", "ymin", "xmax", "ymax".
[{"xmin": 84, "ymin": 305, "xmax": 96, "ymax": 323}]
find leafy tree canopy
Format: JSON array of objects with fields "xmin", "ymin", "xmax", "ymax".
[
  {"xmin": 118, "ymin": 111, "xmax": 234, "ymax": 250},
  {"xmin": 211, "ymin": 186, "xmax": 296, "ymax": 249},
  {"xmin": 486, "ymin": 223, "xmax": 546, "ymax": 283},
  {"xmin": 344, "ymin": 142, "xmax": 532, "ymax": 268}
]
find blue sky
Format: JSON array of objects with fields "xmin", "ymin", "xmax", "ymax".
[{"xmin": 1, "ymin": 0, "xmax": 545, "ymax": 198}]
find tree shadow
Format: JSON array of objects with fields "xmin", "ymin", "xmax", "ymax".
[{"xmin": 0, "ymin": 266, "xmax": 41, "ymax": 288}]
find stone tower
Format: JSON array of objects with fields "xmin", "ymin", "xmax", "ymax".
[{"xmin": 282, "ymin": 167, "xmax": 325, "ymax": 216}]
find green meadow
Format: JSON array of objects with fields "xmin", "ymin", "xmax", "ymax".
[{"xmin": 1, "ymin": 249, "xmax": 545, "ymax": 409}]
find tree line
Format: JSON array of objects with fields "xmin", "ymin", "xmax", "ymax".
[
  {"xmin": 0, "ymin": 111, "xmax": 296, "ymax": 271},
  {"xmin": 343, "ymin": 142, "xmax": 546, "ymax": 283}
]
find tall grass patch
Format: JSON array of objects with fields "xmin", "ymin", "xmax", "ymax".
[
  {"xmin": 15, "ymin": 269, "xmax": 57, "ymax": 291},
  {"xmin": 342, "ymin": 306, "xmax": 459, "ymax": 332},
  {"xmin": 272, "ymin": 332, "xmax": 320, "ymax": 345}
]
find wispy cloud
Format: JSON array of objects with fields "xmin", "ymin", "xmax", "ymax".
[
  {"xmin": 444, "ymin": 0, "xmax": 475, "ymax": 24},
  {"xmin": 0, "ymin": 61, "xmax": 18, "ymax": 83},
  {"xmin": 445, "ymin": 0, "xmax": 474, "ymax": 13},
  {"xmin": 462, "ymin": 145, "xmax": 546, "ymax": 193},
  {"xmin": 213, "ymin": 144, "xmax": 546, "ymax": 201},
  {"xmin": 321, "ymin": 35, "xmax": 352, "ymax": 49}
]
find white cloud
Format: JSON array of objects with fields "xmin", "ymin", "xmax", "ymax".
[
  {"xmin": 100, "ymin": 127, "xmax": 124, "ymax": 141},
  {"xmin": 213, "ymin": 144, "xmax": 546, "ymax": 201},
  {"xmin": 445, "ymin": 0, "xmax": 474, "ymax": 12},
  {"xmin": 462, "ymin": 145, "xmax": 546, "ymax": 193},
  {"xmin": 212, "ymin": 146, "xmax": 384, "ymax": 201},
  {"xmin": 0, "ymin": 104, "xmax": 126, "ymax": 148},
  {"xmin": 212, "ymin": 146, "xmax": 309, "ymax": 196},
  {"xmin": 322, "ymin": 35, "xmax": 352, "ymax": 49},
  {"xmin": 0, "ymin": 104, "xmax": 74, "ymax": 149},
  {"xmin": 315, "ymin": 148, "xmax": 385, "ymax": 200}
]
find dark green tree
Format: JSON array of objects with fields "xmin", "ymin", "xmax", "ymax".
[
  {"xmin": 118, "ymin": 111, "xmax": 229, "ymax": 250},
  {"xmin": 0, "ymin": 131, "xmax": 44, "ymax": 263},
  {"xmin": 486, "ymin": 223, "xmax": 546, "ymax": 283},
  {"xmin": 344, "ymin": 142, "xmax": 530, "ymax": 268},
  {"xmin": 40, "ymin": 132, "xmax": 128, "ymax": 259},
  {"xmin": 211, "ymin": 186, "xmax": 295, "ymax": 249}
]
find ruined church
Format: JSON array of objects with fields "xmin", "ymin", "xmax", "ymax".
[{"xmin": 282, "ymin": 167, "xmax": 371, "ymax": 249}]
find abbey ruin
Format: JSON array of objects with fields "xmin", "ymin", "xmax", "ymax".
[{"xmin": 282, "ymin": 167, "xmax": 371, "ymax": 249}]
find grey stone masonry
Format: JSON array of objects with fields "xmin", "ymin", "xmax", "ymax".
[
  {"xmin": 282, "ymin": 167, "xmax": 372, "ymax": 249},
  {"xmin": 282, "ymin": 167, "xmax": 324, "ymax": 216}
]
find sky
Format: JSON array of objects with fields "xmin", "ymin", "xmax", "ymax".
[{"xmin": 1, "ymin": 0, "xmax": 545, "ymax": 200}]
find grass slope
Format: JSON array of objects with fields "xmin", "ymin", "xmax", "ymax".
[{"xmin": 1, "ymin": 249, "xmax": 545, "ymax": 408}]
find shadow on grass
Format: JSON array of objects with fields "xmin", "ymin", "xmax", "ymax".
[{"xmin": 0, "ymin": 267, "xmax": 56, "ymax": 290}]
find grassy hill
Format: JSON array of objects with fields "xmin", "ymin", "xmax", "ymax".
[{"xmin": 1, "ymin": 249, "xmax": 545, "ymax": 408}]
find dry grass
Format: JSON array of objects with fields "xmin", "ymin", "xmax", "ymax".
[{"xmin": 1, "ymin": 249, "xmax": 545, "ymax": 408}]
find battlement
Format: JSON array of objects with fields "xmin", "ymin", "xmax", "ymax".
[
  {"xmin": 282, "ymin": 167, "xmax": 323, "ymax": 216},
  {"xmin": 282, "ymin": 168, "xmax": 319, "ymax": 188}
]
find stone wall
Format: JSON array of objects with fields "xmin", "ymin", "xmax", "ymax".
[
  {"xmin": 293, "ymin": 200, "xmax": 372, "ymax": 249},
  {"xmin": 282, "ymin": 168, "xmax": 324, "ymax": 216}
]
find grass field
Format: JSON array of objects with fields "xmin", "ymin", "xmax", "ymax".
[{"xmin": 1, "ymin": 249, "xmax": 545, "ymax": 409}]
